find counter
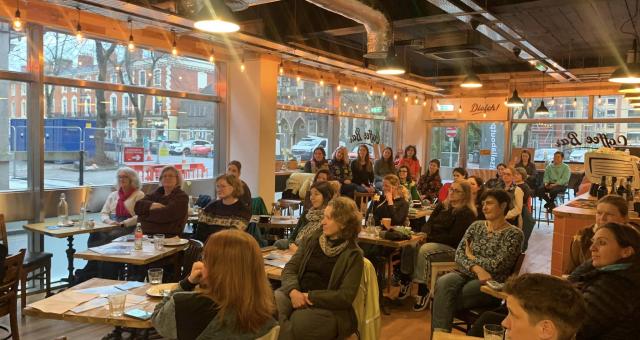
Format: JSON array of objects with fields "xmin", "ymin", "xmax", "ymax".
[{"xmin": 551, "ymin": 193, "xmax": 640, "ymax": 275}]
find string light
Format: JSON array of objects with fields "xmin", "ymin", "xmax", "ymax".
[
  {"xmin": 413, "ymin": 97, "xmax": 419, "ymax": 105},
  {"xmin": 240, "ymin": 51, "xmax": 245, "ymax": 72},
  {"xmin": 75, "ymin": 7, "xmax": 83, "ymax": 42},
  {"xmin": 12, "ymin": 0, "xmax": 22, "ymax": 32},
  {"xmin": 127, "ymin": 19, "xmax": 135, "ymax": 52},
  {"xmin": 404, "ymin": 93, "xmax": 409, "ymax": 103},
  {"xmin": 171, "ymin": 30, "xmax": 178, "ymax": 56}
]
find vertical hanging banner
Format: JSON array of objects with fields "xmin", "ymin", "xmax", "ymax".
[{"xmin": 480, "ymin": 123, "xmax": 504, "ymax": 169}]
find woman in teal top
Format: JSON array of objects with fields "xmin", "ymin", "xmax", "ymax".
[{"xmin": 398, "ymin": 165, "xmax": 420, "ymax": 201}]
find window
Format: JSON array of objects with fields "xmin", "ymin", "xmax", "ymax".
[
  {"xmin": 139, "ymin": 70, "xmax": 146, "ymax": 86},
  {"xmin": 61, "ymin": 97, "xmax": 67, "ymax": 116},
  {"xmin": 11, "ymin": 84, "xmax": 15, "ymax": 96},
  {"xmin": 83, "ymin": 97, "xmax": 91, "ymax": 115},
  {"xmin": 21, "ymin": 83, "xmax": 26, "ymax": 96},
  {"xmin": 197, "ymin": 72, "xmax": 207, "ymax": 90},
  {"xmin": 71, "ymin": 97, "xmax": 77, "ymax": 117},
  {"xmin": 512, "ymin": 97, "xmax": 589, "ymax": 120},
  {"xmin": 595, "ymin": 95, "xmax": 639, "ymax": 118},
  {"xmin": 110, "ymin": 94, "xmax": 117, "ymax": 115},
  {"xmin": 339, "ymin": 88, "xmax": 394, "ymax": 118},
  {"xmin": 111, "ymin": 73, "xmax": 117, "ymax": 84},
  {"xmin": 123, "ymin": 94, "xmax": 129, "ymax": 115},
  {"xmin": 153, "ymin": 69, "xmax": 161, "ymax": 87},
  {"xmin": 277, "ymin": 76, "xmax": 334, "ymax": 110},
  {"xmin": 338, "ymin": 117, "xmax": 393, "ymax": 158},
  {"xmin": 11, "ymin": 102, "xmax": 16, "ymax": 117},
  {"xmin": 276, "ymin": 110, "xmax": 332, "ymax": 161}
]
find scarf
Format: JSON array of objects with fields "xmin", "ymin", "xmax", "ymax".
[
  {"xmin": 295, "ymin": 208, "xmax": 324, "ymax": 244},
  {"xmin": 318, "ymin": 233, "xmax": 348, "ymax": 257},
  {"xmin": 116, "ymin": 188, "xmax": 134, "ymax": 218}
]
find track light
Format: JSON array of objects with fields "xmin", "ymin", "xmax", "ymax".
[{"xmin": 12, "ymin": 0, "xmax": 22, "ymax": 32}]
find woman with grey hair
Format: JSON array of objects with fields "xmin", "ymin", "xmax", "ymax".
[
  {"xmin": 135, "ymin": 165, "xmax": 189, "ymax": 237},
  {"xmin": 76, "ymin": 168, "xmax": 146, "ymax": 283}
]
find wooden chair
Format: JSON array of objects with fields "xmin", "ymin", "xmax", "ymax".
[
  {"xmin": 179, "ymin": 239, "xmax": 204, "ymax": 280},
  {"xmin": 0, "ymin": 214, "xmax": 52, "ymax": 314},
  {"xmin": 0, "ymin": 249, "xmax": 25, "ymax": 340},
  {"xmin": 354, "ymin": 192, "xmax": 375, "ymax": 215}
]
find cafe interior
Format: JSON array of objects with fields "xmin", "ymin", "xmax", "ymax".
[{"xmin": 0, "ymin": 0, "xmax": 640, "ymax": 339}]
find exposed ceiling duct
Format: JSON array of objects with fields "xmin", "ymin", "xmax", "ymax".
[{"xmin": 220, "ymin": 0, "xmax": 392, "ymax": 59}]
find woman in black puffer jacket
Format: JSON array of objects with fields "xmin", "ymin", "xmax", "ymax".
[{"xmin": 568, "ymin": 222, "xmax": 640, "ymax": 340}]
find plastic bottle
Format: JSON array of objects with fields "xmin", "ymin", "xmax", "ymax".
[
  {"xmin": 57, "ymin": 193, "xmax": 69, "ymax": 226},
  {"xmin": 134, "ymin": 223, "xmax": 143, "ymax": 250}
]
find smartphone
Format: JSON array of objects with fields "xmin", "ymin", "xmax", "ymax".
[{"xmin": 125, "ymin": 309, "xmax": 153, "ymax": 321}]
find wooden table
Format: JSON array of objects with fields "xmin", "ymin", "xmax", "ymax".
[
  {"xmin": 358, "ymin": 232, "xmax": 427, "ymax": 292},
  {"xmin": 24, "ymin": 278, "xmax": 159, "ymax": 329},
  {"xmin": 432, "ymin": 331, "xmax": 476, "ymax": 340},
  {"xmin": 23, "ymin": 215, "xmax": 116, "ymax": 282},
  {"xmin": 409, "ymin": 207, "xmax": 431, "ymax": 220},
  {"xmin": 552, "ymin": 193, "xmax": 640, "ymax": 275},
  {"xmin": 74, "ymin": 240, "xmax": 188, "ymax": 266},
  {"xmin": 262, "ymin": 247, "xmax": 291, "ymax": 281},
  {"xmin": 480, "ymin": 285, "xmax": 508, "ymax": 300}
]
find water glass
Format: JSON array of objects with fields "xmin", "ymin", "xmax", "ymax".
[
  {"xmin": 148, "ymin": 268, "xmax": 163, "ymax": 285},
  {"xmin": 107, "ymin": 293, "xmax": 127, "ymax": 317},
  {"xmin": 484, "ymin": 324, "xmax": 505, "ymax": 340},
  {"xmin": 154, "ymin": 234, "xmax": 165, "ymax": 251}
]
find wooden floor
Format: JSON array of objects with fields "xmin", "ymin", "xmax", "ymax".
[{"xmin": 5, "ymin": 222, "xmax": 553, "ymax": 340}]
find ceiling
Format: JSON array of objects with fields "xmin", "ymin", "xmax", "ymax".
[{"xmin": 224, "ymin": 0, "xmax": 638, "ymax": 92}]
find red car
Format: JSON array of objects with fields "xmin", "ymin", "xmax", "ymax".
[{"xmin": 191, "ymin": 142, "xmax": 214, "ymax": 156}]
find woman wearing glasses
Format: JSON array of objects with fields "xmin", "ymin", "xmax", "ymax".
[
  {"xmin": 134, "ymin": 165, "xmax": 189, "ymax": 238},
  {"xmin": 195, "ymin": 174, "xmax": 251, "ymax": 243},
  {"xmin": 397, "ymin": 165, "xmax": 421, "ymax": 201}
]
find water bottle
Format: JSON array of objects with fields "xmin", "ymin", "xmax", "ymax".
[
  {"xmin": 366, "ymin": 214, "xmax": 376, "ymax": 235},
  {"xmin": 134, "ymin": 223, "xmax": 143, "ymax": 250},
  {"xmin": 57, "ymin": 193, "xmax": 69, "ymax": 226}
]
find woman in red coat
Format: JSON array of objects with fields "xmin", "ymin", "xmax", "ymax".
[{"xmin": 398, "ymin": 145, "xmax": 421, "ymax": 179}]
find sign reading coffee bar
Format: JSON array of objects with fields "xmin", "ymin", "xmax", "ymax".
[{"xmin": 429, "ymin": 97, "xmax": 508, "ymax": 121}]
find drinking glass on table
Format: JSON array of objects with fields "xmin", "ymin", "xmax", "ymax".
[
  {"xmin": 483, "ymin": 324, "xmax": 505, "ymax": 340},
  {"xmin": 154, "ymin": 234, "xmax": 165, "ymax": 251},
  {"xmin": 107, "ymin": 293, "xmax": 127, "ymax": 317},
  {"xmin": 148, "ymin": 268, "xmax": 163, "ymax": 285}
]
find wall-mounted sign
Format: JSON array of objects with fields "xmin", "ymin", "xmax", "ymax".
[
  {"xmin": 428, "ymin": 97, "xmax": 507, "ymax": 121},
  {"xmin": 350, "ymin": 128, "xmax": 380, "ymax": 144},
  {"xmin": 436, "ymin": 104, "xmax": 455, "ymax": 111},
  {"xmin": 555, "ymin": 132, "xmax": 628, "ymax": 148},
  {"xmin": 370, "ymin": 106, "xmax": 384, "ymax": 113}
]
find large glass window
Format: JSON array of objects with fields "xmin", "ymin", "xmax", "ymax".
[
  {"xmin": 4, "ymin": 80, "xmax": 30, "ymax": 191},
  {"xmin": 277, "ymin": 76, "xmax": 333, "ymax": 110},
  {"xmin": 339, "ymin": 88, "xmax": 393, "ymax": 117},
  {"xmin": 3, "ymin": 23, "xmax": 27, "ymax": 72},
  {"xmin": 512, "ymin": 96, "xmax": 589, "ymax": 120},
  {"xmin": 277, "ymin": 110, "xmax": 331, "ymax": 162},
  {"xmin": 594, "ymin": 95, "xmax": 640, "ymax": 119},
  {"xmin": 338, "ymin": 117, "xmax": 393, "ymax": 160}
]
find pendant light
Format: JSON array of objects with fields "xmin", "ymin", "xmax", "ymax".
[
  {"xmin": 376, "ymin": 44, "xmax": 405, "ymax": 75},
  {"xmin": 460, "ymin": 59, "xmax": 482, "ymax": 88},
  {"xmin": 171, "ymin": 29, "xmax": 178, "ymax": 56},
  {"xmin": 535, "ymin": 71, "xmax": 549, "ymax": 115},
  {"xmin": 609, "ymin": 39, "xmax": 640, "ymax": 83},
  {"xmin": 506, "ymin": 89, "xmax": 524, "ymax": 107},
  {"xmin": 193, "ymin": 1, "xmax": 240, "ymax": 33},
  {"xmin": 619, "ymin": 84, "xmax": 640, "ymax": 93},
  {"xmin": 278, "ymin": 61, "xmax": 284, "ymax": 76},
  {"xmin": 369, "ymin": 85, "xmax": 373, "ymax": 96},
  {"xmin": 12, "ymin": 0, "xmax": 22, "ymax": 32},
  {"xmin": 382, "ymin": 87, "xmax": 386, "ymax": 97},
  {"xmin": 75, "ymin": 7, "xmax": 83, "ymax": 42},
  {"xmin": 127, "ymin": 19, "xmax": 135, "ymax": 52},
  {"xmin": 337, "ymin": 80, "xmax": 342, "ymax": 92},
  {"xmin": 319, "ymin": 75, "xmax": 324, "ymax": 87}
]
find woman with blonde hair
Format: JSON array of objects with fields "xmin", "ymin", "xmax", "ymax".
[
  {"xmin": 368, "ymin": 174, "xmax": 410, "ymax": 226},
  {"xmin": 135, "ymin": 165, "xmax": 189, "ymax": 237},
  {"xmin": 153, "ymin": 229, "xmax": 277, "ymax": 339},
  {"xmin": 196, "ymin": 174, "xmax": 251, "ymax": 243},
  {"xmin": 276, "ymin": 197, "xmax": 364, "ymax": 340},
  {"xmin": 329, "ymin": 146, "xmax": 357, "ymax": 196},
  {"xmin": 401, "ymin": 181, "xmax": 477, "ymax": 311}
]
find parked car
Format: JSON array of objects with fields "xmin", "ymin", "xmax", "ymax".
[
  {"xmin": 171, "ymin": 140, "xmax": 213, "ymax": 156},
  {"xmin": 191, "ymin": 142, "xmax": 214, "ymax": 157},
  {"xmin": 569, "ymin": 147, "xmax": 596, "ymax": 163},
  {"xmin": 150, "ymin": 140, "xmax": 179, "ymax": 154},
  {"xmin": 291, "ymin": 137, "xmax": 328, "ymax": 161},
  {"xmin": 348, "ymin": 144, "xmax": 374, "ymax": 160}
]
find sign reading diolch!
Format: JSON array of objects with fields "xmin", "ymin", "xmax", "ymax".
[
  {"xmin": 555, "ymin": 132, "xmax": 628, "ymax": 148},
  {"xmin": 429, "ymin": 97, "xmax": 508, "ymax": 121},
  {"xmin": 350, "ymin": 128, "xmax": 381, "ymax": 144}
]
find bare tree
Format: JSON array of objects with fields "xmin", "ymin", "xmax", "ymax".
[
  {"xmin": 93, "ymin": 41, "xmax": 117, "ymax": 164},
  {"xmin": 43, "ymin": 33, "xmax": 83, "ymax": 117}
]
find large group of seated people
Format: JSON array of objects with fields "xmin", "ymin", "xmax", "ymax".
[{"xmin": 68, "ymin": 144, "xmax": 639, "ymax": 339}]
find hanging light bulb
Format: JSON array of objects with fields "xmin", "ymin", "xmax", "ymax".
[
  {"xmin": 527, "ymin": 100, "xmax": 532, "ymax": 108},
  {"xmin": 369, "ymin": 86, "xmax": 373, "ymax": 95},
  {"xmin": 209, "ymin": 46, "xmax": 215, "ymax": 63},
  {"xmin": 278, "ymin": 62, "xmax": 284, "ymax": 76},
  {"xmin": 12, "ymin": 0, "xmax": 22, "ymax": 32},
  {"xmin": 337, "ymin": 80, "xmax": 342, "ymax": 92},
  {"xmin": 127, "ymin": 19, "xmax": 135, "ymax": 52},
  {"xmin": 414, "ymin": 97, "xmax": 419, "ymax": 105},
  {"xmin": 458, "ymin": 105, "xmax": 462, "ymax": 113},
  {"xmin": 422, "ymin": 98, "xmax": 427, "ymax": 107},
  {"xmin": 393, "ymin": 92, "xmax": 398, "ymax": 100},
  {"xmin": 354, "ymin": 84, "xmax": 358, "ymax": 92},
  {"xmin": 573, "ymin": 97, "xmax": 577, "ymax": 107},
  {"xmin": 404, "ymin": 93, "xmax": 409, "ymax": 103},
  {"xmin": 550, "ymin": 97, "xmax": 555, "ymax": 105},
  {"xmin": 504, "ymin": 97, "xmax": 508, "ymax": 105},
  {"xmin": 319, "ymin": 75, "xmax": 324, "ymax": 87},
  {"xmin": 597, "ymin": 95, "xmax": 602, "ymax": 105},
  {"xmin": 171, "ymin": 30, "xmax": 178, "ymax": 56},
  {"xmin": 382, "ymin": 87, "xmax": 386, "ymax": 96},
  {"xmin": 75, "ymin": 7, "xmax": 83, "ymax": 41},
  {"xmin": 296, "ymin": 70, "xmax": 301, "ymax": 83},
  {"xmin": 240, "ymin": 51, "xmax": 245, "ymax": 72}
]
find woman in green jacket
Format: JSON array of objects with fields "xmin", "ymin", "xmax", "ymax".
[
  {"xmin": 398, "ymin": 165, "xmax": 421, "ymax": 201},
  {"xmin": 276, "ymin": 197, "xmax": 364, "ymax": 340}
]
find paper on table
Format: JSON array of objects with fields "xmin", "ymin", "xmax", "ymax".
[
  {"xmin": 75, "ymin": 284, "xmax": 123, "ymax": 295},
  {"xmin": 125, "ymin": 294, "xmax": 147, "ymax": 306},
  {"xmin": 115, "ymin": 281, "xmax": 145, "ymax": 291},
  {"xmin": 71, "ymin": 294, "xmax": 148, "ymax": 314},
  {"xmin": 29, "ymin": 291, "xmax": 98, "ymax": 314}
]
